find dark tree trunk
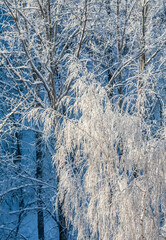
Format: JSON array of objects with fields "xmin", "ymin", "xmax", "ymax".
[
  {"xmin": 58, "ymin": 202, "xmax": 68, "ymax": 240},
  {"xmin": 116, "ymin": 0, "xmax": 123, "ymax": 111},
  {"xmin": 14, "ymin": 131, "xmax": 24, "ymax": 239},
  {"xmin": 36, "ymin": 131, "xmax": 45, "ymax": 240},
  {"xmin": 140, "ymin": 0, "xmax": 147, "ymax": 73}
]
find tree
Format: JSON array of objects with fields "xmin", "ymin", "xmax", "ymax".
[
  {"xmin": 0, "ymin": 0, "xmax": 91, "ymax": 239},
  {"xmin": 54, "ymin": 77, "xmax": 165, "ymax": 240},
  {"xmin": 52, "ymin": 0, "xmax": 166, "ymax": 239},
  {"xmin": 0, "ymin": 0, "xmax": 165, "ymax": 239}
]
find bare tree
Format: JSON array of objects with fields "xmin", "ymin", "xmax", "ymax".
[{"xmin": 0, "ymin": 0, "xmax": 90, "ymax": 239}]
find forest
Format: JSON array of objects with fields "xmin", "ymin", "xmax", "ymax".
[{"xmin": 0, "ymin": 0, "xmax": 166, "ymax": 239}]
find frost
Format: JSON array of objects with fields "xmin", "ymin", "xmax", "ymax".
[{"xmin": 54, "ymin": 78, "xmax": 166, "ymax": 240}]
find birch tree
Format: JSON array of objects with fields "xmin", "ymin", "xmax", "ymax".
[
  {"xmin": 52, "ymin": 1, "xmax": 166, "ymax": 239},
  {"xmin": 54, "ymin": 72, "xmax": 165, "ymax": 240}
]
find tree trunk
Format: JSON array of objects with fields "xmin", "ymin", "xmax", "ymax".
[
  {"xmin": 140, "ymin": 0, "xmax": 147, "ymax": 73},
  {"xmin": 36, "ymin": 131, "xmax": 45, "ymax": 240},
  {"xmin": 14, "ymin": 131, "xmax": 24, "ymax": 239},
  {"xmin": 58, "ymin": 202, "xmax": 68, "ymax": 240},
  {"xmin": 116, "ymin": 0, "xmax": 123, "ymax": 110}
]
